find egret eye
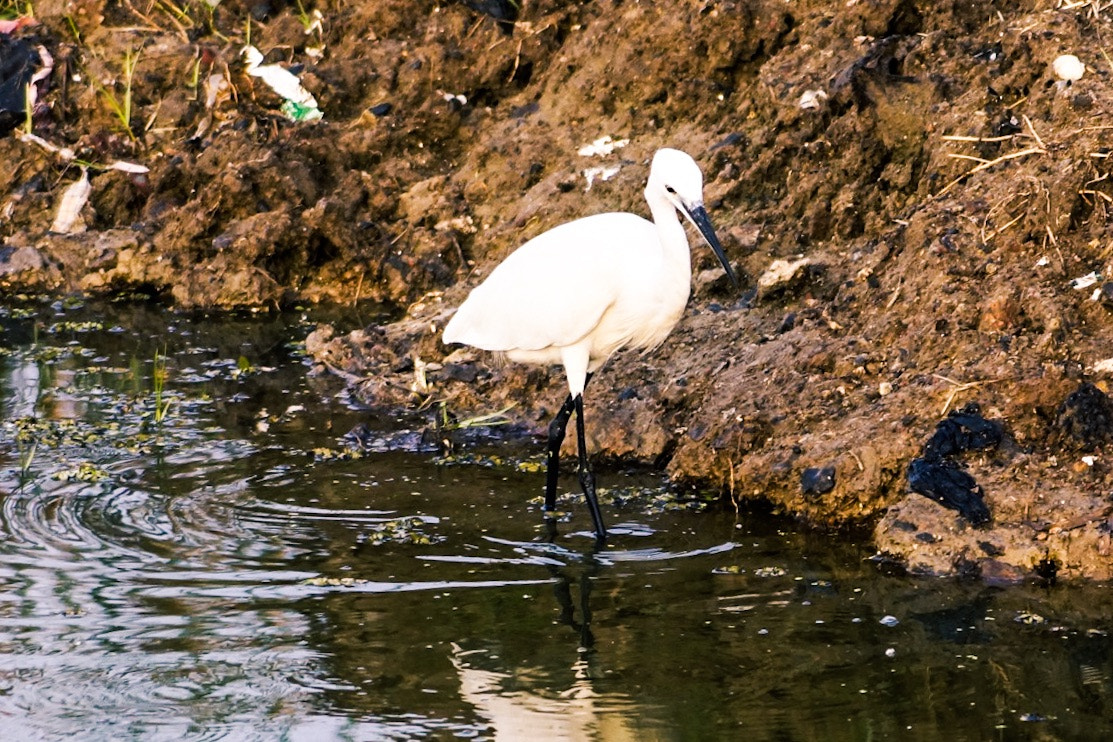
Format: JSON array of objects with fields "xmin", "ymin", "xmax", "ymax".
[{"xmin": 665, "ymin": 186, "xmax": 677, "ymax": 194}]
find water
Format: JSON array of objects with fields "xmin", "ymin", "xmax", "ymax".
[{"xmin": 1, "ymin": 299, "xmax": 1112, "ymax": 741}]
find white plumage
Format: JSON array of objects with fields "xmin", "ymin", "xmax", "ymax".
[{"xmin": 443, "ymin": 147, "xmax": 737, "ymax": 540}]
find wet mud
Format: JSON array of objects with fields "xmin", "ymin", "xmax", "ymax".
[{"xmin": 6, "ymin": 0, "xmax": 1113, "ymax": 579}]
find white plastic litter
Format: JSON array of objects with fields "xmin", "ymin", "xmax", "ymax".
[
  {"xmin": 17, "ymin": 131, "xmax": 148, "ymax": 174},
  {"xmin": 51, "ymin": 169, "xmax": 91, "ymax": 234},
  {"xmin": 204, "ymin": 72, "xmax": 230, "ymax": 110},
  {"xmin": 242, "ymin": 45, "xmax": 322, "ymax": 122},
  {"xmin": 578, "ymin": 135, "xmax": 629, "ymax": 157},
  {"xmin": 106, "ymin": 161, "xmax": 150, "ymax": 174},
  {"xmin": 27, "ymin": 45, "xmax": 53, "ymax": 110},
  {"xmin": 1070, "ymin": 272, "xmax": 1101, "ymax": 290},
  {"xmin": 18, "ymin": 131, "xmax": 75, "ymax": 161},
  {"xmin": 583, "ymin": 165, "xmax": 621, "ymax": 191},
  {"xmin": 799, "ymin": 89, "xmax": 827, "ymax": 110}
]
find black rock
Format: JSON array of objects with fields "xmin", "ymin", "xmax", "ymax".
[
  {"xmin": 801, "ymin": 466, "xmax": 836, "ymax": 495},
  {"xmin": 978, "ymin": 540, "xmax": 1004, "ymax": 557}
]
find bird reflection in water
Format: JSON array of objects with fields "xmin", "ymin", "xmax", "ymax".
[{"xmin": 449, "ymin": 533, "xmax": 637, "ymax": 740}]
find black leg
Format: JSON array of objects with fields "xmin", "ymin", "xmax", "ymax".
[
  {"xmin": 544, "ymin": 373, "xmax": 593, "ymax": 511},
  {"xmin": 545, "ymin": 393, "xmax": 577, "ymax": 511},
  {"xmin": 574, "ymin": 394, "xmax": 607, "ymax": 542}
]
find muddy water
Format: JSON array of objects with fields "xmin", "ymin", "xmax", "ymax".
[{"xmin": 1, "ymin": 301, "xmax": 1112, "ymax": 741}]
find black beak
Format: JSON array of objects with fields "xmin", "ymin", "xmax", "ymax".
[{"xmin": 684, "ymin": 204, "xmax": 739, "ymax": 289}]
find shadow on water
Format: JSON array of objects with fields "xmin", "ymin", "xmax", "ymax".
[{"xmin": 1, "ymin": 299, "xmax": 1113, "ymax": 740}]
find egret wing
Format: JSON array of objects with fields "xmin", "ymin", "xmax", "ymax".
[{"xmin": 444, "ymin": 213, "xmax": 653, "ymax": 352}]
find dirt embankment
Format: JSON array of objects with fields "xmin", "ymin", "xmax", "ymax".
[{"xmin": 6, "ymin": 0, "xmax": 1113, "ymax": 579}]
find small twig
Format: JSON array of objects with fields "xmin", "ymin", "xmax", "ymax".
[
  {"xmin": 154, "ymin": 0, "xmax": 191, "ymax": 43},
  {"xmin": 352, "ymin": 270, "xmax": 364, "ymax": 306},
  {"xmin": 941, "ymin": 387, "xmax": 961, "ymax": 414},
  {"xmin": 322, "ymin": 360, "xmax": 363, "ymax": 384},
  {"xmin": 120, "ymin": 0, "xmax": 164, "ymax": 33},
  {"xmin": 964, "ymin": 147, "xmax": 1046, "ymax": 174},
  {"xmin": 947, "ymin": 153, "xmax": 992, "ymax": 164},
  {"xmin": 727, "ymin": 456, "xmax": 738, "ymax": 514},
  {"xmin": 1080, "ymin": 189, "xmax": 1113, "ymax": 204},
  {"xmin": 507, "ymin": 39, "xmax": 523, "ymax": 83},
  {"xmin": 389, "ymin": 228, "xmax": 410, "ymax": 246},
  {"xmin": 143, "ymin": 98, "xmax": 162, "ymax": 133},
  {"xmin": 1099, "ymin": 43, "xmax": 1113, "ymax": 75},
  {"xmin": 1022, "ymin": 114, "xmax": 1047, "ymax": 150},
  {"xmin": 942, "ymin": 134, "xmax": 1017, "ymax": 143},
  {"xmin": 102, "ymin": 24, "xmax": 162, "ymax": 33},
  {"xmin": 932, "ymin": 374, "xmax": 1010, "ymax": 414},
  {"xmin": 465, "ymin": 17, "xmax": 486, "ymax": 39},
  {"xmin": 449, "ymin": 403, "xmax": 518, "ymax": 430},
  {"xmin": 984, "ymin": 212, "xmax": 1024, "ymax": 242},
  {"xmin": 848, "ymin": 450, "xmax": 864, "ymax": 472},
  {"xmin": 1069, "ymin": 124, "xmax": 1113, "ymax": 136},
  {"xmin": 937, "ymin": 147, "xmax": 1046, "ymax": 197},
  {"xmin": 885, "ymin": 280, "xmax": 902, "ymax": 309}
]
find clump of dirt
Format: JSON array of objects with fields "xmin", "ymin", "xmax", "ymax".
[{"xmin": 7, "ymin": 0, "xmax": 1113, "ymax": 579}]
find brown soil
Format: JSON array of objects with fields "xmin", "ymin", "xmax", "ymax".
[{"xmin": 6, "ymin": 0, "xmax": 1113, "ymax": 580}]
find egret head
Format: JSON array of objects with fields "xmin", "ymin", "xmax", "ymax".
[
  {"xmin": 649, "ymin": 148, "xmax": 706, "ymax": 205},
  {"xmin": 648, "ymin": 148, "xmax": 739, "ymax": 288}
]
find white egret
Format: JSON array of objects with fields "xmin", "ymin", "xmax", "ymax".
[{"xmin": 442, "ymin": 148, "xmax": 738, "ymax": 541}]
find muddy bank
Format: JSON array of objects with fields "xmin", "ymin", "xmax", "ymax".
[{"xmin": 6, "ymin": 0, "xmax": 1113, "ymax": 579}]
